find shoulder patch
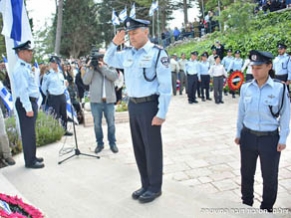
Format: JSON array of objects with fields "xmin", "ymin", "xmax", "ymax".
[
  {"xmin": 160, "ymin": 57, "xmax": 169, "ymax": 67},
  {"xmin": 46, "ymin": 70, "xmax": 51, "ymax": 75}
]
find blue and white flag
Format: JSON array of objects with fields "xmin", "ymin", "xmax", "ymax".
[
  {"xmin": 130, "ymin": 3, "xmax": 136, "ymax": 19},
  {"xmin": 64, "ymin": 90, "xmax": 78, "ymax": 124},
  {"xmin": 119, "ymin": 7, "xmax": 128, "ymax": 22},
  {"xmin": 0, "ymin": 81, "xmax": 14, "ymax": 112},
  {"xmin": 149, "ymin": 1, "xmax": 159, "ymax": 16},
  {"xmin": 111, "ymin": 9, "xmax": 120, "ymax": 25}
]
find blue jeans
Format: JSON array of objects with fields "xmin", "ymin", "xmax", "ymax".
[{"xmin": 90, "ymin": 103, "xmax": 116, "ymax": 147}]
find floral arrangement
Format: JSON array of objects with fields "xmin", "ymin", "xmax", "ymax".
[{"xmin": 0, "ymin": 193, "xmax": 44, "ymax": 218}]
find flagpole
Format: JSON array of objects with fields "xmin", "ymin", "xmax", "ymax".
[{"xmin": 152, "ymin": 12, "xmax": 155, "ymax": 38}]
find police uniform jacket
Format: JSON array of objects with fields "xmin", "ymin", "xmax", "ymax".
[
  {"xmin": 41, "ymin": 69, "xmax": 66, "ymax": 96},
  {"xmin": 236, "ymin": 77, "xmax": 290, "ymax": 145},
  {"xmin": 227, "ymin": 58, "xmax": 243, "ymax": 72},
  {"xmin": 104, "ymin": 40, "xmax": 171, "ymax": 119},
  {"xmin": 12, "ymin": 59, "xmax": 39, "ymax": 112},
  {"xmin": 221, "ymin": 56, "xmax": 234, "ymax": 71},
  {"xmin": 82, "ymin": 66, "xmax": 118, "ymax": 103},
  {"xmin": 273, "ymin": 53, "xmax": 291, "ymax": 79}
]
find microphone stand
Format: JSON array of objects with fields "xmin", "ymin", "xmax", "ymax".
[{"xmin": 58, "ymin": 96, "xmax": 99, "ymax": 164}]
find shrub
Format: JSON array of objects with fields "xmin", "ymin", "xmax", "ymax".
[
  {"xmin": 115, "ymin": 101, "xmax": 128, "ymax": 112},
  {"xmin": 5, "ymin": 110, "xmax": 64, "ymax": 155}
]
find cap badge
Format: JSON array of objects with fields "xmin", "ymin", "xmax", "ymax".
[
  {"xmin": 126, "ymin": 22, "xmax": 130, "ymax": 27},
  {"xmin": 251, "ymin": 54, "xmax": 257, "ymax": 61}
]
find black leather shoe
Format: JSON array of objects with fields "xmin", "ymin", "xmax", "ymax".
[
  {"xmin": 25, "ymin": 162, "xmax": 45, "ymax": 169},
  {"xmin": 64, "ymin": 131, "xmax": 73, "ymax": 136},
  {"xmin": 138, "ymin": 190, "xmax": 162, "ymax": 203},
  {"xmin": 193, "ymin": 100, "xmax": 198, "ymax": 103},
  {"xmin": 110, "ymin": 145, "xmax": 119, "ymax": 153},
  {"xmin": 220, "ymin": 100, "xmax": 224, "ymax": 104},
  {"xmin": 132, "ymin": 188, "xmax": 147, "ymax": 200},
  {"xmin": 94, "ymin": 146, "xmax": 104, "ymax": 154},
  {"xmin": 206, "ymin": 98, "xmax": 212, "ymax": 101},
  {"xmin": 35, "ymin": 157, "xmax": 44, "ymax": 163}
]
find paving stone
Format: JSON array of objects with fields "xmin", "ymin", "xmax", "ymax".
[{"xmin": 212, "ymin": 179, "xmax": 239, "ymax": 191}]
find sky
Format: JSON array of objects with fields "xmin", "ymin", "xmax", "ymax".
[{"xmin": 26, "ymin": 0, "xmax": 200, "ymax": 32}]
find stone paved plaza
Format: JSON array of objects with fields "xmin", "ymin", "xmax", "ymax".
[{"xmin": 1, "ymin": 93, "xmax": 291, "ymax": 217}]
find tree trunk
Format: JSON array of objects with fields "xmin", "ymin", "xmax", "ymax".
[
  {"xmin": 55, "ymin": 0, "xmax": 63, "ymax": 56},
  {"xmin": 183, "ymin": 0, "xmax": 188, "ymax": 25}
]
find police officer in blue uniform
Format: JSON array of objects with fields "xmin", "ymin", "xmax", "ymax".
[
  {"xmin": 235, "ymin": 50, "xmax": 290, "ymax": 212},
  {"xmin": 104, "ymin": 17, "xmax": 171, "ymax": 203},
  {"xmin": 199, "ymin": 52, "xmax": 211, "ymax": 101},
  {"xmin": 228, "ymin": 50, "xmax": 244, "ymax": 98},
  {"xmin": 273, "ymin": 43, "xmax": 291, "ymax": 91},
  {"xmin": 12, "ymin": 41, "xmax": 44, "ymax": 169},
  {"xmin": 41, "ymin": 56, "xmax": 73, "ymax": 136},
  {"xmin": 186, "ymin": 51, "xmax": 200, "ymax": 104}
]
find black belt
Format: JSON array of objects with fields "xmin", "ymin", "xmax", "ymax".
[
  {"xmin": 129, "ymin": 94, "xmax": 158, "ymax": 104},
  {"xmin": 17, "ymin": 97, "xmax": 37, "ymax": 102},
  {"xmin": 243, "ymin": 126, "xmax": 278, "ymax": 137},
  {"xmin": 29, "ymin": 97, "xmax": 37, "ymax": 102},
  {"xmin": 101, "ymin": 98, "xmax": 106, "ymax": 103}
]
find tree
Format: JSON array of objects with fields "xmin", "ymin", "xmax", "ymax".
[{"xmin": 55, "ymin": 0, "xmax": 63, "ymax": 56}]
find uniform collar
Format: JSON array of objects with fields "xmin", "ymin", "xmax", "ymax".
[
  {"xmin": 18, "ymin": 58, "xmax": 31, "ymax": 68},
  {"xmin": 133, "ymin": 40, "xmax": 152, "ymax": 54},
  {"xmin": 250, "ymin": 76, "xmax": 274, "ymax": 87}
]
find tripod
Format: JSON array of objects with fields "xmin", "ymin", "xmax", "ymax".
[{"xmin": 58, "ymin": 100, "xmax": 100, "ymax": 164}]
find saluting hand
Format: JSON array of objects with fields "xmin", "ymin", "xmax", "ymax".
[
  {"xmin": 112, "ymin": 30, "xmax": 126, "ymax": 46},
  {"xmin": 277, "ymin": 144, "xmax": 286, "ymax": 152},
  {"xmin": 152, "ymin": 116, "xmax": 165, "ymax": 126},
  {"xmin": 26, "ymin": 111, "xmax": 34, "ymax": 117}
]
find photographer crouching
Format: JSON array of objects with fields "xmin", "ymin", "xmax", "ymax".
[{"xmin": 82, "ymin": 48, "xmax": 119, "ymax": 153}]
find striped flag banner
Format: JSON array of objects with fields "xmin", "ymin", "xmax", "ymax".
[
  {"xmin": 0, "ymin": 81, "xmax": 14, "ymax": 112},
  {"xmin": 64, "ymin": 89, "xmax": 78, "ymax": 124}
]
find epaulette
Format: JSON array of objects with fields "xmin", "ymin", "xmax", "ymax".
[
  {"xmin": 273, "ymin": 78, "xmax": 284, "ymax": 84},
  {"xmin": 245, "ymin": 79, "xmax": 252, "ymax": 83},
  {"xmin": 45, "ymin": 70, "xmax": 51, "ymax": 75},
  {"xmin": 20, "ymin": 63, "xmax": 25, "ymax": 66},
  {"xmin": 153, "ymin": 44, "xmax": 164, "ymax": 50},
  {"xmin": 124, "ymin": 46, "xmax": 132, "ymax": 50}
]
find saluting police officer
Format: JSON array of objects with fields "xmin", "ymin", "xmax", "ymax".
[
  {"xmin": 273, "ymin": 43, "xmax": 291, "ymax": 91},
  {"xmin": 41, "ymin": 56, "xmax": 73, "ymax": 136},
  {"xmin": 12, "ymin": 40, "xmax": 44, "ymax": 169},
  {"xmin": 104, "ymin": 17, "xmax": 172, "ymax": 203},
  {"xmin": 235, "ymin": 50, "xmax": 290, "ymax": 212}
]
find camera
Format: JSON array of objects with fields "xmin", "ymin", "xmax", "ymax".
[{"xmin": 89, "ymin": 47, "xmax": 104, "ymax": 68}]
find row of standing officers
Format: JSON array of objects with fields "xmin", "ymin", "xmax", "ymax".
[{"xmin": 170, "ymin": 43, "xmax": 291, "ymax": 103}]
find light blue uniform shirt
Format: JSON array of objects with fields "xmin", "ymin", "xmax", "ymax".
[
  {"xmin": 185, "ymin": 60, "xmax": 200, "ymax": 76},
  {"xmin": 228, "ymin": 58, "xmax": 243, "ymax": 72},
  {"xmin": 41, "ymin": 69, "xmax": 66, "ymax": 96},
  {"xmin": 236, "ymin": 77, "xmax": 290, "ymax": 144},
  {"xmin": 273, "ymin": 53, "xmax": 291, "ymax": 79},
  {"xmin": 12, "ymin": 58, "xmax": 39, "ymax": 112},
  {"xmin": 104, "ymin": 41, "xmax": 172, "ymax": 119},
  {"xmin": 221, "ymin": 56, "xmax": 234, "ymax": 71},
  {"xmin": 199, "ymin": 61, "xmax": 210, "ymax": 78}
]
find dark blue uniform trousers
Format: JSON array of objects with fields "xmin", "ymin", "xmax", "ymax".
[
  {"xmin": 187, "ymin": 74, "xmax": 198, "ymax": 102},
  {"xmin": 15, "ymin": 98, "xmax": 38, "ymax": 166},
  {"xmin": 128, "ymin": 99, "xmax": 163, "ymax": 193},
  {"xmin": 47, "ymin": 94, "xmax": 67, "ymax": 130},
  {"xmin": 240, "ymin": 128, "xmax": 280, "ymax": 210}
]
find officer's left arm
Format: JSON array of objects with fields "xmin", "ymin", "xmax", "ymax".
[
  {"xmin": 155, "ymin": 50, "xmax": 172, "ymax": 121},
  {"xmin": 278, "ymin": 85, "xmax": 290, "ymax": 146},
  {"xmin": 287, "ymin": 56, "xmax": 291, "ymax": 82},
  {"xmin": 15, "ymin": 68, "xmax": 32, "ymax": 112}
]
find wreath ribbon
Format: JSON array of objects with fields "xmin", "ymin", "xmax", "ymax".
[{"xmin": 228, "ymin": 70, "xmax": 244, "ymax": 91}]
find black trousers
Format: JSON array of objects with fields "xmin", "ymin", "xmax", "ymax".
[
  {"xmin": 47, "ymin": 94, "xmax": 67, "ymax": 130},
  {"xmin": 239, "ymin": 128, "xmax": 280, "ymax": 210},
  {"xmin": 15, "ymin": 98, "xmax": 38, "ymax": 166},
  {"xmin": 128, "ymin": 99, "xmax": 163, "ymax": 193},
  {"xmin": 200, "ymin": 75, "xmax": 210, "ymax": 99},
  {"xmin": 187, "ymin": 74, "xmax": 198, "ymax": 102}
]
